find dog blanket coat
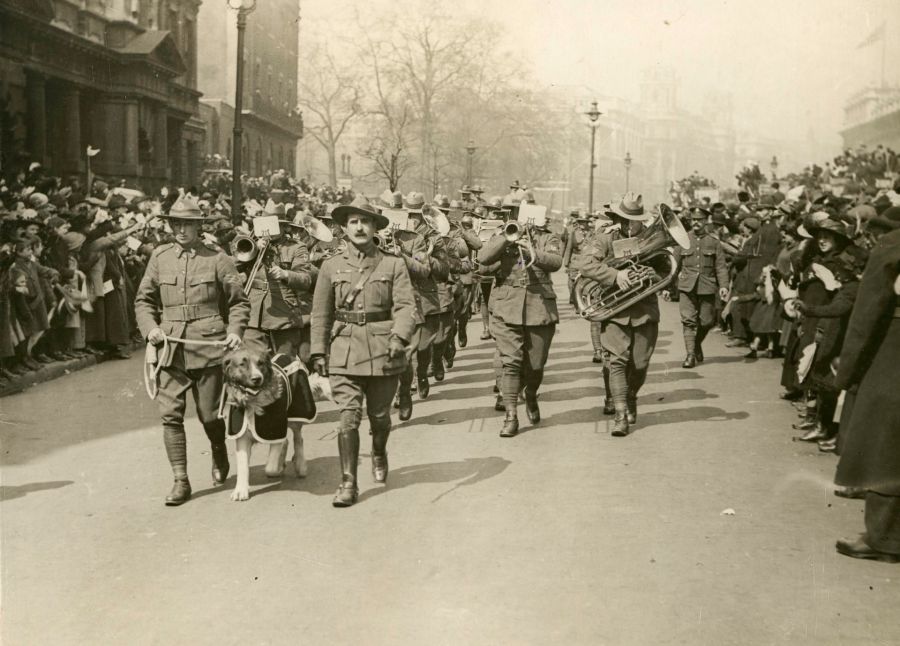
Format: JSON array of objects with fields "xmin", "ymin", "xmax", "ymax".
[{"xmin": 224, "ymin": 354, "xmax": 317, "ymax": 443}]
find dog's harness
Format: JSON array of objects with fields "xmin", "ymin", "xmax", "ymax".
[{"xmin": 143, "ymin": 335, "xmax": 228, "ymax": 400}]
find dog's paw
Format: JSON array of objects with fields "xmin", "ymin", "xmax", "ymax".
[
  {"xmin": 230, "ymin": 487, "xmax": 250, "ymax": 502},
  {"xmin": 293, "ymin": 454, "xmax": 308, "ymax": 478}
]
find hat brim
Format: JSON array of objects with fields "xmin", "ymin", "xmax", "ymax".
[
  {"xmin": 807, "ymin": 224, "xmax": 851, "ymax": 241},
  {"xmin": 331, "ymin": 204, "xmax": 389, "ymax": 229},
  {"xmin": 605, "ymin": 205, "xmax": 650, "ymax": 221},
  {"xmin": 161, "ymin": 212, "xmax": 205, "ymax": 221}
]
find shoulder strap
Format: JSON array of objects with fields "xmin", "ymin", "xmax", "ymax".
[{"xmin": 340, "ymin": 253, "xmax": 386, "ymax": 309}]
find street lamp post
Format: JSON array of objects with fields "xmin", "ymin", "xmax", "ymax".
[
  {"xmin": 228, "ymin": 0, "xmax": 256, "ymax": 224},
  {"xmin": 770, "ymin": 155, "xmax": 779, "ymax": 181},
  {"xmin": 465, "ymin": 139, "xmax": 477, "ymax": 186},
  {"xmin": 624, "ymin": 151, "xmax": 632, "ymax": 193},
  {"xmin": 585, "ymin": 100, "xmax": 602, "ymax": 214}
]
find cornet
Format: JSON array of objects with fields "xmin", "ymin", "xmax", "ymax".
[{"xmin": 504, "ymin": 221, "xmax": 535, "ymax": 268}]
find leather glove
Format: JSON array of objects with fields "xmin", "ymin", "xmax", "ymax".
[
  {"xmin": 147, "ymin": 327, "xmax": 166, "ymax": 346},
  {"xmin": 388, "ymin": 337, "xmax": 406, "ymax": 360},
  {"xmin": 312, "ymin": 355, "xmax": 328, "ymax": 377}
]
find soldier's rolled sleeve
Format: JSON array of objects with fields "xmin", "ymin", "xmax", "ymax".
[
  {"xmin": 217, "ymin": 253, "xmax": 250, "ymax": 337},
  {"xmin": 533, "ymin": 233, "xmax": 563, "ymax": 272},
  {"xmin": 477, "ymin": 235, "xmax": 507, "ymax": 264},
  {"xmin": 462, "ymin": 230, "xmax": 483, "ymax": 251},
  {"xmin": 283, "ymin": 244, "xmax": 312, "ymax": 291},
  {"xmin": 134, "ymin": 249, "xmax": 162, "ymax": 339},
  {"xmin": 389, "ymin": 258, "xmax": 417, "ymax": 343},
  {"xmin": 310, "ymin": 259, "xmax": 335, "ymax": 358},
  {"xmin": 404, "ymin": 236, "xmax": 432, "ymax": 279}
]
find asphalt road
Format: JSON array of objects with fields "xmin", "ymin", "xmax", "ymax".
[{"xmin": 2, "ymin": 276, "xmax": 899, "ymax": 645}]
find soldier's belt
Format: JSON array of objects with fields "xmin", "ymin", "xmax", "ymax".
[
  {"xmin": 334, "ymin": 310, "xmax": 391, "ymax": 325},
  {"xmin": 495, "ymin": 277, "xmax": 552, "ymax": 288},
  {"xmin": 162, "ymin": 303, "xmax": 220, "ymax": 321}
]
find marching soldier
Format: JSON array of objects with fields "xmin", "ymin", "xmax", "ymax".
[
  {"xmin": 447, "ymin": 205, "xmax": 484, "ymax": 350},
  {"xmin": 580, "ymin": 193, "xmax": 659, "ymax": 437},
  {"xmin": 476, "ymin": 196, "xmax": 505, "ymax": 340},
  {"xmin": 135, "ymin": 197, "xmax": 249, "ymax": 506},
  {"xmin": 477, "ymin": 203, "xmax": 563, "ymax": 437},
  {"xmin": 430, "ymin": 197, "xmax": 464, "ymax": 380},
  {"xmin": 672, "ymin": 208, "xmax": 729, "ymax": 368},
  {"xmin": 240, "ymin": 200, "xmax": 315, "ymax": 363},
  {"xmin": 309, "ymin": 196, "xmax": 417, "ymax": 507}
]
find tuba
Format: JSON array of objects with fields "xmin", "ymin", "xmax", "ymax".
[{"xmin": 574, "ymin": 203, "xmax": 690, "ymax": 322}]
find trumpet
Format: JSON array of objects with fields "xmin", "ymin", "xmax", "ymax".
[
  {"xmin": 504, "ymin": 221, "xmax": 535, "ymax": 268},
  {"xmin": 237, "ymin": 235, "xmax": 272, "ymax": 295}
]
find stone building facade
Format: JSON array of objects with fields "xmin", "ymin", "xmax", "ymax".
[
  {"xmin": 0, "ymin": 0, "xmax": 204, "ymax": 190},
  {"xmin": 196, "ymin": 0, "xmax": 303, "ymax": 178}
]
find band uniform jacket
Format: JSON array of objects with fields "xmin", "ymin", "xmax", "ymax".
[
  {"xmin": 243, "ymin": 239, "xmax": 314, "ymax": 329},
  {"xmin": 396, "ymin": 225, "xmax": 451, "ymax": 318},
  {"xmin": 834, "ymin": 229, "xmax": 900, "ymax": 494},
  {"xmin": 477, "ymin": 227, "xmax": 562, "ymax": 326},
  {"xmin": 562, "ymin": 226, "xmax": 593, "ymax": 275},
  {"xmin": 579, "ymin": 226, "xmax": 660, "ymax": 327},
  {"xmin": 310, "ymin": 243, "xmax": 417, "ymax": 376},
  {"xmin": 450, "ymin": 228, "xmax": 483, "ymax": 286},
  {"xmin": 673, "ymin": 230, "xmax": 729, "ymax": 295},
  {"xmin": 134, "ymin": 241, "xmax": 250, "ymax": 370}
]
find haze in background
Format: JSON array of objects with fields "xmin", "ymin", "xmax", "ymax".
[{"xmin": 304, "ymin": 0, "xmax": 900, "ymax": 168}]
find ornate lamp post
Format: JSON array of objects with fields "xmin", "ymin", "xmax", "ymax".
[
  {"xmin": 624, "ymin": 151, "xmax": 632, "ymax": 193},
  {"xmin": 770, "ymin": 155, "xmax": 779, "ymax": 181},
  {"xmin": 228, "ymin": 0, "xmax": 257, "ymax": 224},
  {"xmin": 465, "ymin": 139, "xmax": 477, "ymax": 186},
  {"xmin": 585, "ymin": 100, "xmax": 602, "ymax": 214}
]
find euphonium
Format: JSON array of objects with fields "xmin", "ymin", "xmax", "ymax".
[{"xmin": 574, "ymin": 203, "xmax": 690, "ymax": 322}]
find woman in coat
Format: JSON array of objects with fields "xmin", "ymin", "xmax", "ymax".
[{"xmin": 833, "ymin": 228, "xmax": 900, "ymax": 563}]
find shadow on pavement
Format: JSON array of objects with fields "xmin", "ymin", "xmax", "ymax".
[
  {"xmin": 0, "ymin": 480, "xmax": 74, "ymax": 502},
  {"xmin": 637, "ymin": 388, "xmax": 719, "ymax": 406},
  {"xmin": 395, "ymin": 404, "xmax": 500, "ymax": 428},
  {"xmin": 358, "ymin": 456, "xmax": 512, "ymax": 504}
]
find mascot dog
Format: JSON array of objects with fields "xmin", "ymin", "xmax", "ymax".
[{"xmin": 221, "ymin": 347, "xmax": 318, "ymax": 501}]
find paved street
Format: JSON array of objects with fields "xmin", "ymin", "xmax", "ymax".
[{"xmin": 2, "ymin": 275, "xmax": 899, "ymax": 646}]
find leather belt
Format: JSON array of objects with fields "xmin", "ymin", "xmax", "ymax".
[
  {"xmin": 162, "ymin": 303, "xmax": 220, "ymax": 321},
  {"xmin": 334, "ymin": 310, "xmax": 391, "ymax": 324},
  {"xmin": 495, "ymin": 277, "xmax": 551, "ymax": 287}
]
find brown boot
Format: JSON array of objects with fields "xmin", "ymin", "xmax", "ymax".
[
  {"xmin": 611, "ymin": 404, "xmax": 630, "ymax": 437},
  {"xmin": 333, "ymin": 430, "xmax": 359, "ymax": 507}
]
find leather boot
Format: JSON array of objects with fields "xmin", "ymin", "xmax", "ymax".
[
  {"xmin": 603, "ymin": 398, "xmax": 615, "ymax": 415},
  {"xmin": 165, "ymin": 478, "xmax": 192, "ymax": 506},
  {"xmin": 611, "ymin": 404, "xmax": 630, "ymax": 437},
  {"xmin": 203, "ymin": 420, "xmax": 229, "ymax": 486},
  {"xmin": 626, "ymin": 397, "xmax": 637, "ymax": 425},
  {"xmin": 458, "ymin": 325, "xmax": 468, "ymax": 347},
  {"xmin": 371, "ymin": 419, "xmax": 390, "ymax": 484},
  {"xmin": 792, "ymin": 406, "xmax": 817, "ymax": 432},
  {"xmin": 500, "ymin": 409, "xmax": 519, "ymax": 437},
  {"xmin": 432, "ymin": 345, "xmax": 446, "ymax": 382},
  {"xmin": 163, "ymin": 425, "xmax": 191, "ymax": 506},
  {"xmin": 682, "ymin": 354, "xmax": 696, "ymax": 369},
  {"xmin": 398, "ymin": 393, "xmax": 413, "ymax": 421},
  {"xmin": 333, "ymin": 430, "xmax": 360, "ymax": 507},
  {"xmin": 494, "ymin": 394, "xmax": 505, "ymax": 412},
  {"xmin": 524, "ymin": 390, "xmax": 540, "ymax": 424}
]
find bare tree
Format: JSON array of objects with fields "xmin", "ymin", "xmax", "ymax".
[{"xmin": 297, "ymin": 40, "xmax": 362, "ymax": 187}]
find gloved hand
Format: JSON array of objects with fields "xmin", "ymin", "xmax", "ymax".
[
  {"xmin": 312, "ymin": 355, "xmax": 328, "ymax": 377},
  {"xmin": 388, "ymin": 337, "xmax": 406, "ymax": 360},
  {"xmin": 147, "ymin": 327, "xmax": 166, "ymax": 346}
]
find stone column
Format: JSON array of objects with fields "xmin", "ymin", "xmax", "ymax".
[
  {"xmin": 60, "ymin": 85, "xmax": 82, "ymax": 175},
  {"xmin": 154, "ymin": 106, "xmax": 168, "ymax": 179},
  {"xmin": 25, "ymin": 72, "xmax": 47, "ymax": 165}
]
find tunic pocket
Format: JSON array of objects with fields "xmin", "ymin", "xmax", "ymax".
[
  {"xmin": 190, "ymin": 273, "xmax": 216, "ymax": 301},
  {"xmin": 159, "ymin": 274, "xmax": 179, "ymax": 302},
  {"xmin": 329, "ymin": 324, "xmax": 351, "ymax": 368},
  {"xmin": 366, "ymin": 274, "xmax": 393, "ymax": 308}
]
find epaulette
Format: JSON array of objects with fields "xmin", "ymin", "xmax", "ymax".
[{"xmin": 152, "ymin": 242, "xmax": 175, "ymax": 256}]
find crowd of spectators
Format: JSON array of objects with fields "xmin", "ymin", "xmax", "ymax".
[
  {"xmin": 673, "ymin": 172, "xmax": 900, "ymax": 461},
  {"xmin": 0, "ymin": 161, "xmax": 353, "ymax": 389}
]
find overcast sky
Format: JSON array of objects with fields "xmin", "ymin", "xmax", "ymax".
[{"xmin": 303, "ymin": 0, "xmax": 900, "ymax": 159}]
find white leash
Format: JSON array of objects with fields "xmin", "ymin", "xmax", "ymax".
[{"xmin": 143, "ymin": 335, "xmax": 229, "ymax": 400}]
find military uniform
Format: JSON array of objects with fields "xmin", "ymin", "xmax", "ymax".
[
  {"xmin": 673, "ymin": 228, "xmax": 729, "ymax": 365},
  {"xmin": 445, "ymin": 225, "xmax": 482, "ymax": 351},
  {"xmin": 310, "ymin": 237, "xmax": 416, "ymax": 506},
  {"xmin": 241, "ymin": 237, "xmax": 314, "ymax": 362},
  {"xmin": 432, "ymin": 232, "xmax": 465, "ymax": 379},
  {"xmin": 135, "ymin": 238, "xmax": 250, "ymax": 501},
  {"xmin": 477, "ymin": 226, "xmax": 562, "ymax": 436},
  {"xmin": 580, "ymin": 203, "xmax": 658, "ymax": 436},
  {"xmin": 562, "ymin": 219, "xmax": 593, "ymax": 305}
]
